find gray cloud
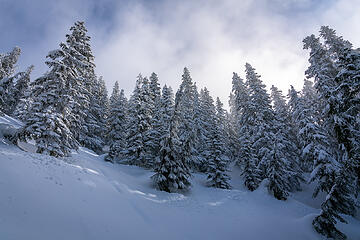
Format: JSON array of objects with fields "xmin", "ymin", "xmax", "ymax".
[{"xmin": 1, "ymin": 0, "xmax": 359, "ymax": 107}]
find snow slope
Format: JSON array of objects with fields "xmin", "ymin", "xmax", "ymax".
[{"xmin": 0, "ymin": 141, "xmax": 359, "ymax": 239}]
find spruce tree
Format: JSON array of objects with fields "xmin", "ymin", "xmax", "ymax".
[
  {"xmin": 197, "ymin": 87, "xmax": 216, "ymax": 171},
  {"xmin": 304, "ymin": 26, "xmax": 359, "ymax": 240},
  {"xmin": 231, "ymin": 71, "xmax": 259, "ymax": 190},
  {"xmin": 215, "ymin": 97, "xmax": 232, "ymax": 160},
  {"xmin": 206, "ymin": 96, "xmax": 231, "ymax": 189},
  {"xmin": 20, "ymin": 50, "xmax": 77, "ymax": 157},
  {"xmin": 139, "ymin": 76, "xmax": 156, "ymax": 168},
  {"xmin": 125, "ymin": 74, "xmax": 153, "ymax": 168},
  {"xmin": 146, "ymin": 72, "xmax": 162, "ymax": 166},
  {"xmin": 227, "ymin": 91, "xmax": 240, "ymax": 164},
  {"xmin": 106, "ymin": 88, "xmax": 128, "ymax": 163},
  {"xmin": 60, "ymin": 22, "xmax": 94, "ymax": 143},
  {"xmin": 82, "ymin": 76, "xmax": 108, "ymax": 153},
  {"xmin": 107, "ymin": 81, "xmax": 121, "ymax": 144},
  {"xmin": 6, "ymin": 65, "xmax": 34, "ymax": 115},
  {"xmin": 176, "ymin": 67, "xmax": 197, "ymax": 170},
  {"xmin": 152, "ymin": 87, "xmax": 191, "ymax": 192},
  {"xmin": 270, "ymin": 85, "xmax": 303, "ymax": 192},
  {"xmin": 244, "ymin": 64, "xmax": 274, "ymax": 189},
  {"xmin": 0, "ymin": 47, "xmax": 21, "ymax": 114},
  {"xmin": 158, "ymin": 85, "xmax": 174, "ymax": 138}
]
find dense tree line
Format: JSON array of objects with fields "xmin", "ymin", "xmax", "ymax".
[{"xmin": 0, "ymin": 22, "xmax": 358, "ymax": 239}]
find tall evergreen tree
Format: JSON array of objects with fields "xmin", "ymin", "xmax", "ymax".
[
  {"xmin": 270, "ymin": 85, "xmax": 303, "ymax": 195},
  {"xmin": 125, "ymin": 74, "xmax": 153, "ymax": 168},
  {"xmin": 58, "ymin": 22, "xmax": 94, "ymax": 144},
  {"xmin": 158, "ymin": 85, "xmax": 174, "ymax": 138},
  {"xmin": 231, "ymin": 71, "xmax": 259, "ymax": 190},
  {"xmin": 176, "ymin": 67, "xmax": 197, "ymax": 170},
  {"xmin": 197, "ymin": 87, "xmax": 217, "ymax": 171},
  {"xmin": 0, "ymin": 47, "xmax": 21, "ymax": 114},
  {"xmin": 206, "ymin": 95, "xmax": 231, "ymax": 189},
  {"xmin": 152, "ymin": 86, "xmax": 191, "ymax": 192},
  {"xmin": 106, "ymin": 88, "xmax": 128, "ymax": 163},
  {"xmin": 244, "ymin": 63, "xmax": 275, "ymax": 189},
  {"xmin": 107, "ymin": 81, "xmax": 121, "ymax": 144},
  {"xmin": 19, "ymin": 49, "xmax": 77, "ymax": 157},
  {"xmin": 146, "ymin": 72, "xmax": 162, "ymax": 165},
  {"xmin": 227, "ymin": 91, "xmax": 240, "ymax": 164},
  {"xmin": 215, "ymin": 97, "xmax": 232, "ymax": 160},
  {"xmin": 82, "ymin": 76, "xmax": 108, "ymax": 153},
  {"xmin": 304, "ymin": 26, "xmax": 359, "ymax": 240},
  {"xmin": 6, "ymin": 65, "xmax": 34, "ymax": 115}
]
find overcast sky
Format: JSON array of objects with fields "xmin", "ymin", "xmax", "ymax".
[{"xmin": 1, "ymin": 0, "xmax": 359, "ymax": 107}]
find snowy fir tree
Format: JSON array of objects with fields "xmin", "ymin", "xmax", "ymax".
[
  {"xmin": 145, "ymin": 72, "xmax": 162, "ymax": 166},
  {"xmin": 151, "ymin": 87, "xmax": 191, "ymax": 192},
  {"xmin": 107, "ymin": 81, "xmax": 121, "ymax": 144},
  {"xmin": 154, "ymin": 85, "xmax": 174, "ymax": 166},
  {"xmin": 196, "ymin": 87, "xmax": 217, "ymax": 171},
  {"xmin": 175, "ymin": 67, "xmax": 197, "ymax": 170},
  {"xmin": 215, "ymin": 97, "xmax": 232, "ymax": 160},
  {"xmin": 13, "ymin": 82, "xmax": 33, "ymax": 121},
  {"xmin": 124, "ymin": 75, "xmax": 145, "ymax": 166},
  {"xmin": 0, "ymin": 47, "xmax": 21, "ymax": 114},
  {"xmin": 230, "ymin": 71, "xmax": 259, "ymax": 190},
  {"xmin": 288, "ymin": 84, "xmax": 338, "ymax": 197},
  {"xmin": 124, "ymin": 74, "xmax": 154, "ymax": 168},
  {"xmin": 206, "ymin": 96, "xmax": 231, "ymax": 189},
  {"xmin": 304, "ymin": 26, "xmax": 359, "ymax": 240},
  {"xmin": 82, "ymin": 76, "xmax": 108, "ymax": 153},
  {"xmin": 158, "ymin": 85, "xmax": 174, "ymax": 143},
  {"xmin": 139, "ymin": 76, "xmax": 156, "ymax": 168},
  {"xmin": 227, "ymin": 86, "xmax": 240, "ymax": 164},
  {"xmin": 64, "ymin": 21, "xmax": 106, "ymax": 153},
  {"xmin": 19, "ymin": 49, "xmax": 77, "ymax": 157},
  {"xmin": 270, "ymin": 85, "xmax": 303, "ymax": 192},
  {"xmin": 243, "ymin": 64, "xmax": 275, "ymax": 190},
  {"xmin": 5, "ymin": 65, "xmax": 34, "ymax": 116},
  {"xmin": 106, "ymin": 87, "xmax": 128, "ymax": 163},
  {"xmin": 53, "ymin": 22, "xmax": 93, "ymax": 144}
]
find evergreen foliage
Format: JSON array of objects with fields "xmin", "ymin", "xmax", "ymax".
[
  {"xmin": 304, "ymin": 26, "xmax": 359, "ymax": 240},
  {"xmin": 20, "ymin": 49, "xmax": 77, "ymax": 157},
  {"xmin": 0, "ymin": 47, "xmax": 21, "ymax": 114},
  {"xmin": 152, "ymin": 86, "xmax": 191, "ymax": 192},
  {"xmin": 106, "ymin": 86, "xmax": 128, "ymax": 163}
]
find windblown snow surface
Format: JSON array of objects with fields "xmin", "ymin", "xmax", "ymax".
[{"xmin": 0, "ymin": 120, "xmax": 359, "ymax": 240}]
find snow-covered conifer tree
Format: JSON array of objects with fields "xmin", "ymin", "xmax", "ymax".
[
  {"xmin": 196, "ymin": 88, "xmax": 217, "ymax": 171},
  {"xmin": 146, "ymin": 72, "xmax": 162, "ymax": 164},
  {"xmin": 0, "ymin": 47, "xmax": 21, "ymax": 114},
  {"xmin": 152, "ymin": 87, "xmax": 191, "ymax": 192},
  {"xmin": 304, "ymin": 26, "xmax": 359, "ymax": 239},
  {"xmin": 107, "ymin": 81, "xmax": 121, "ymax": 144},
  {"xmin": 243, "ymin": 64, "xmax": 275, "ymax": 189},
  {"xmin": 125, "ymin": 74, "xmax": 153, "ymax": 168},
  {"xmin": 206, "ymin": 95, "xmax": 231, "ymax": 189},
  {"xmin": 82, "ymin": 76, "xmax": 108, "ymax": 153},
  {"xmin": 106, "ymin": 87, "xmax": 128, "ymax": 163},
  {"xmin": 6, "ymin": 65, "xmax": 33, "ymax": 115},
  {"xmin": 175, "ymin": 67, "xmax": 197, "ymax": 170},
  {"xmin": 20, "ymin": 49, "xmax": 77, "ymax": 157},
  {"xmin": 270, "ymin": 85, "xmax": 303, "ymax": 192}
]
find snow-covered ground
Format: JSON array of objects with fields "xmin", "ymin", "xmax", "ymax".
[{"xmin": 0, "ymin": 128, "xmax": 359, "ymax": 239}]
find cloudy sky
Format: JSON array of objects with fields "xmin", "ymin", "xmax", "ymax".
[{"xmin": 1, "ymin": 0, "xmax": 359, "ymax": 107}]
